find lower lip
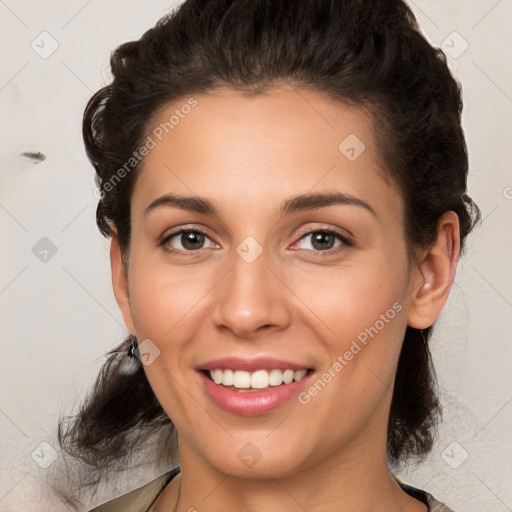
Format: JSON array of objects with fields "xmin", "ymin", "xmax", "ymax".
[{"xmin": 198, "ymin": 371, "xmax": 313, "ymax": 416}]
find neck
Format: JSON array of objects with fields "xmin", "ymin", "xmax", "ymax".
[{"xmin": 157, "ymin": 435, "xmax": 426, "ymax": 512}]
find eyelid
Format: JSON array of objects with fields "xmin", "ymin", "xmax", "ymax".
[
  {"xmin": 294, "ymin": 224, "xmax": 352, "ymax": 242},
  {"xmin": 160, "ymin": 223, "xmax": 216, "ymax": 240}
]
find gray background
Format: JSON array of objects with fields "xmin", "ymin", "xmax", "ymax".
[{"xmin": 0, "ymin": 0, "xmax": 511, "ymax": 510}]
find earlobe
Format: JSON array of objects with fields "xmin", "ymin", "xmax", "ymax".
[
  {"xmin": 110, "ymin": 234, "xmax": 136, "ymax": 335},
  {"xmin": 407, "ymin": 211, "xmax": 461, "ymax": 330}
]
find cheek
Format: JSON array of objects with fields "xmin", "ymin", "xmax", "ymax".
[
  {"xmin": 126, "ymin": 260, "xmax": 211, "ymax": 423},
  {"xmin": 293, "ymin": 267, "xmax": 407, "ymax": 433},
  {"xmin": 127, "ymin": 256, "xmax": 211, "ymax": 342},
  {"xmin": 291, "ymin": 256, "xmax": 406, "ymax": 341},
  {"xmin": 287, "ymin": 250, "xmax": 409, "ymax": 401}
]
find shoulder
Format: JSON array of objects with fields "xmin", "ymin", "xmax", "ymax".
[
  {"xmin": 87, "ymin": 467, "xmax": 179, "ymax": 512},
  {"xmin": 393, "ymin": 473, "xmax": 456, "ymax": 512}
]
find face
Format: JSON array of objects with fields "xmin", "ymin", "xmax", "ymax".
[{"xmin": 112, "ymin": 86, "xmax": 435, "ymax": 478}]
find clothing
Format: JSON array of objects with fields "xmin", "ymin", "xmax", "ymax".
[{"xmin": 88, "ymin": 467, "xmax": 454, "ymax": 512}]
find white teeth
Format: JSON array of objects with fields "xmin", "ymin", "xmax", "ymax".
[
  {"xmin": 294, "ymin": 369, "xmax": 307, "ymax": 381},
  {"xmin": 283, "ymin": 369, "xmax": 294, "ymax": 384},
  {"xmin": 269, "ymin": 369, "xmax": 283, "ymax": 386},
  {"xmin": 212, "ymin": 369, "xmax": 223, "ymax": 385},
  {"xmin": 222, "ymin": 369, "xmax": 234, "ymax": 386},
  {"xmin": 251, "ymin": 370, "xmax": 269, "ymax": 389},
  {"xmin": 208, "ymin": 368, "xmax": 309, "ymax": 389},
  {"xmin": 233, "ymin": 370, "xmax": 251, "ymax": 389}
]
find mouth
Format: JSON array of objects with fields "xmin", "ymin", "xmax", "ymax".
[{"xmin": 196, "ymin": 358, "xmax": 315, "ymax": 415}]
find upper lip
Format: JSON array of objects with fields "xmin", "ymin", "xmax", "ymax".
[{"xmin": 198, "ymin": 357, "xmax": 312, "ymax": 372}]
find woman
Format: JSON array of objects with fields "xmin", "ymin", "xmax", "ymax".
[{"xmin": 56, "ymin": 0, "xmax": 480, "ymax": 510}]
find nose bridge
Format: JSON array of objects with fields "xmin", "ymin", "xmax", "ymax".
[{"xmin": 211, "ymin": 237, "xmax": 291, "ymax": 337}]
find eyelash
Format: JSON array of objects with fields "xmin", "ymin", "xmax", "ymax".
[{"xmin": 159, "ymin": 226, "xmax": 353, "ymax": 256}]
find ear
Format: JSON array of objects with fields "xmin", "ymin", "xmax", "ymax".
[
  {"xmin": 110, "ymin": 233, "xmax": 136, "ymax": 335},
  {"xmin": 407, "ymin": 211, "xmax": 461, "ymax": 329}
]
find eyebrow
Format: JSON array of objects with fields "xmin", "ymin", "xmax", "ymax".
[{"xmin": 143, "ymin": 191, "xmax": 377, "ymax": 219}]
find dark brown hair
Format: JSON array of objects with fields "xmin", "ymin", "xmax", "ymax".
[{"xmin": 55, "ymin": 0, "xmax": 480, "ymax": 507}]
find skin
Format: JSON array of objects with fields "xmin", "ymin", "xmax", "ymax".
[{"xmin": 110, "ymin": 86, "xmax": 460, "ymax": 512}]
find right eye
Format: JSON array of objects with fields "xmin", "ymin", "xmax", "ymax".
[{"xmin": 160, "ymin": 229, "xmax": 218, "ymax": 253}]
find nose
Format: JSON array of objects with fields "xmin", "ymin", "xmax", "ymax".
[{"xmin": 211, "ymin": 245, "xmax": 292, "ymax": 340}]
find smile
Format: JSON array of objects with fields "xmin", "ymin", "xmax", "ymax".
[
  {"xmin": 208, "ymin": 368, "xmax": 308, "ymax": 389},
  {"xmin": 197, "ymin": 357, "xmax": 315, "ymax": 415}
]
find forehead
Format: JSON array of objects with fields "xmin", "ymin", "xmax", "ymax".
[{"xmin": 132, "ymin": 86, "xmax": 402, "ymax": 223}]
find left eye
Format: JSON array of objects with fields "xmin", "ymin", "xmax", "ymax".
[{"xmin": 294, "ymin": 230, "xmax": 349, "ymax": 251}]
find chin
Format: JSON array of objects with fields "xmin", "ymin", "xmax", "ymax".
[{"xmin": 191, "ymin": 431, "xmax": 318, "ymax": 480}]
